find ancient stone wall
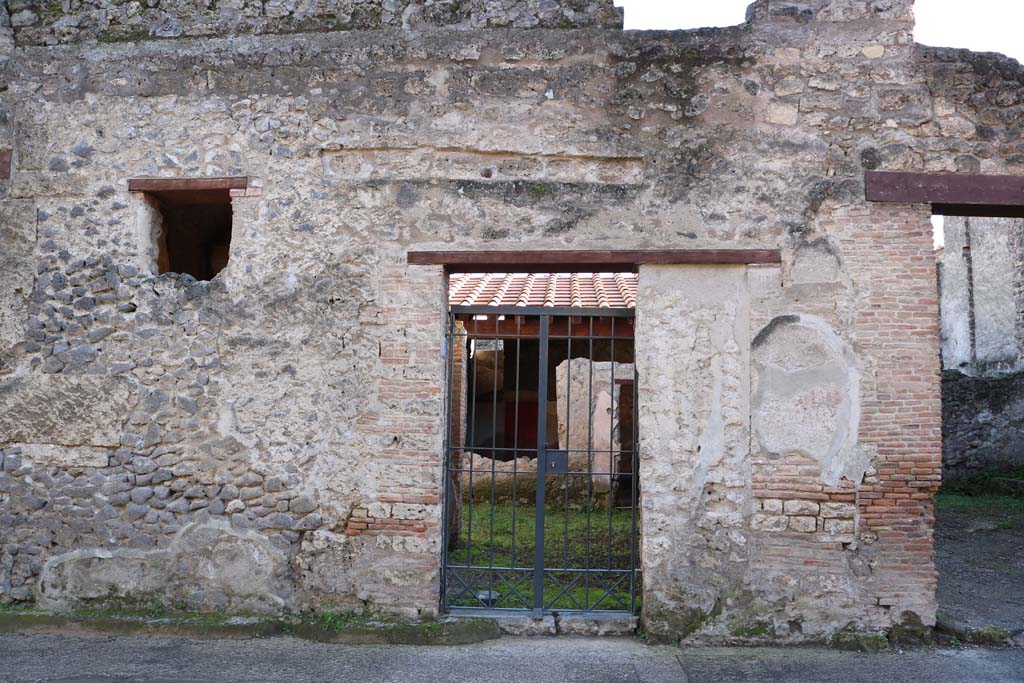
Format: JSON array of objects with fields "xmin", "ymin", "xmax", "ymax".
[
  {"xmin": 5, "ymin": 0, "xmax": 623, "ymax": 46},
  {"xmin": 0, "ymin": 0, "xmax": 1019, "ymax": 641},
  {"xmin": 942, "ymin": 369, "xmax": 1024, "ymax": 475}
]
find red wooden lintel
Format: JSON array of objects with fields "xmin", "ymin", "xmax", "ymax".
[
  {"xmin": 408, "ymin": 249, "xmax": 781, "ymax": 273},
  {"xmin": 865, "ymin": 170, "xmax": 1024, "ymax": 209}
]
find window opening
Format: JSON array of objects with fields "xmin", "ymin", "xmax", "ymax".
[{"xmin": 130, "ymin": 178, "xmax": 243, "ymax": 281}]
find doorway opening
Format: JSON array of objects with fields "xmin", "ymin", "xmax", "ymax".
[
  {"xmin": 441, "ymin": 272, "xmax": 641, "ymax": 614},
  {"xmin": 935, "ymin": 214, "xmax": 1024, "ymax": 637},
  {"xmin": 865, "ymin": 170, "xmax": 1024, "ymax": 641}
]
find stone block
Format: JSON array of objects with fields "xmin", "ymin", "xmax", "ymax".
[
  {"xmin": 823, "ymin": 519, "xmax": 854, "ymax": 535},
  {"xmin": 783, "ymin": 500, "xmax": 820, "ymax": 516},
  {"xmin": 788, "ymin": 516, "xmax": 818, "ymax": 533},
  {"xmin": 751, "ymin": 514, "xmax": 789, "ymax": 532},
  {"xmin": 36, "ymin": 520, "xmax": 291, "ymax": 614},
  {"xmin": 289, "ymin": 495, "xmax": 316, "ymax": 515},
  {"xmin": 820, "ymin": 502, "xmax": 856, "ymax": 519}
]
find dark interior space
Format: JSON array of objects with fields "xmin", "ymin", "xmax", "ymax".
[
  {"xmin": 148, "ymin": 188, "xmax": 233, "ymax": 281},
  {"xmin": 464, "ymin": 330, "xmax": 635, "ymax": 463}
]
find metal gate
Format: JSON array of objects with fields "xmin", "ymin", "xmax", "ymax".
[{"xmin": 442, "ymin": 306, "xmax": 640, "ymax": 615}]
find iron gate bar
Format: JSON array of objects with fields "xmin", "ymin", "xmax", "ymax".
[
  {"xmin": 608, "ymin": 318, "xmax": 615, "ymax": 572},
  {"xmin": 442, "ymin": 307, "xmax": 640, "ymax": 615},
  {"xmin": 533, "ymin": 314, "xmax": 549, "ymax": 616},
  {"xmin": 564, "ymin": 316, "xmax": 572, "ymax": 577},
  {"xmin": 545, "ymin": 572, "xmax": 585, "ymax": 611},
  {"xmin": 488, "ymin": 313, "xmax": 498, "ymax": 607},
  {"xmin": 454, "ymin": 565, "xmax": 633, "ymax": 573},
  {"xmin": 586, "ymin": 316, "xmax": 594, "ymax": 608},
  {"xmin": 466, "ymin": 317, "xmax": 477, "ymax": 569},
  {"xmin": 440, "ymin": 314, "xmax": 454, "ymax": 610},
  {"xmin": 630, "ymin": 369, "xmax": 639, "ymax": 614},
  {"xmin": 511, "ymin": 321, "xmax": 521, "ymax": 570},
  {"xmin": 454, "ymin": 330, "xmax": 635, "ymax": 341}
]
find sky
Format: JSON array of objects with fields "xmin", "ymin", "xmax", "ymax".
[{"xmin": 613, "ymin": 0, "xmax": 1024, "ymax": 248}]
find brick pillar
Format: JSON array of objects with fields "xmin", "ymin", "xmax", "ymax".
[{"xmin": 835, "ymin": 202, "xmax": 942, "ymax": 624}]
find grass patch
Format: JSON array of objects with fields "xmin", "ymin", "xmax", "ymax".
[
  {"xmin": 942, "ymin": 465, "xmax": 1024, "ymax": 497},
  {"xmin": 935, "ymin": 492, "xmax": 1024, "ymax": 530},
  {"xmin": 0, "ymin": 603, "xmax": 41, "ymax": 614},
  {"xmin": 316, "ymin": 608, "xmax": 369, "ymax": 633},
  {"xmin": 938, "ymin": 465, "xmax": 1024, "ymax": 530},
  {"xmin": 446, "ymin": 503, "xmax": 638, "ymax": 611}
]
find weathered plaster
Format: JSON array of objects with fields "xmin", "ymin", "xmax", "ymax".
[
  {"xmin": 37, "ymin": 519, "xmax": 292, "ymax": 613},
  {"xmin": 752, "ymin": 314, "xmax": 865, "ymax": 487},
  {"xmin": 636, "ymin": 264, "xmax": 751, "ymax": 639}
]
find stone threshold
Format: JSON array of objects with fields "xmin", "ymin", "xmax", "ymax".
[{"xmin": 449, "ymin": 609, "xmax": 638, "ymax": 637}]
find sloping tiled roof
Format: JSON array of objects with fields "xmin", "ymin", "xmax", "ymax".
[{"xmin": 449, "ymin": 273, "xmax": 637, "ymax": 309}]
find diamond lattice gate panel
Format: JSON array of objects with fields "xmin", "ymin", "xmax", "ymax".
[{"xmin": 442, "ymin": 306, "xmax": 640, "ymax": 615}]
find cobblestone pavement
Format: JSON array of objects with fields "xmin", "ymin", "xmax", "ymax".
[{"xmin": 1, "ymin": 634, "xmax": 1023, "ymax": 683}]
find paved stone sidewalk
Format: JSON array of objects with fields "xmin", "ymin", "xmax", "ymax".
[{"xmin": 1, "ymin": 634, "xmax": 1022, "ymax": 683}]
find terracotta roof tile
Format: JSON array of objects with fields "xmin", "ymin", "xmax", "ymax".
[{"xmin": 449, "ymin": 273, "xmax": 637, "ymax": 309}]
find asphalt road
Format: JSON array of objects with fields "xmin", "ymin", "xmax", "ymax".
[{"xmin": 1, "ymin": 634, "xmax": 1022, "ymax": 683}]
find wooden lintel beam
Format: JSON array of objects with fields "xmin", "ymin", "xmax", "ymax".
[
  {"xmin": 408, "ymin": 249, "xmax": 781, "ymax": 272},
  {"xmin": 865, "ymin": 171, "xmax": 1024, "ymax": 207},
  {"xmin": 128, "ymin": 177, "xmax": 248, "ymax": 192}
]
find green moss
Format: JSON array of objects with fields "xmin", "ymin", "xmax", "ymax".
[
  {"xmin": 889, "ymin": 613, "xmax": 934, "ymax": 646},
  {"xmin": 0, "ymin": 601, "xmax": 498, "ymax": 646},
  {"xmin": 0, "ymin": 610, "xmax": 70, "ymax": 632},
  {"xmin": 729, "ymin": 621, "xmax": 773, "ymax": 638},
  {"xmin": 73, "ymin": 597, "xmax": 168, "ymax": 620},
  {"xmin": 40, "ymin": 0, "xmax": 64, "ymax": 21},
  {"xmin": 0, "ymin": 603, "xmax": 40, "ymax": 613},
  {"xmin": 316, "ymin": 608, "xmax": 368, "ymax": 633},
  {"xmin": 95, "ymin": 26, "xmax": 153, "ymax": 44},
  {"xmin": 967, "ymin": 626, "xmax": 1010, "ymax": 646},
  {"xmin": 420, "ymin": 621, "xmax": 444, "ymax": 635},
  {"xmin": 830, "ymin": 631, "xmax": 889, "ymax": 652},
  {"xmin": 643, "ymin": 598, "xmax": 721, "ymax": 644}
]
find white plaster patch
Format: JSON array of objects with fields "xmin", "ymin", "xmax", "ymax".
[
  {"xmin": 323, "ymin": 146, "xmax": 643, "ymax": 184},
  {"xmin": 752, "ymin": 314, "xmax": 863, "ymax": 487},
  {"xmin": 17, "ymin": 443, "xmax": 109, "ymax": 468},
  {"xmin": 790, "ymin": 240, "xmax": 842, "ymax": 284}
]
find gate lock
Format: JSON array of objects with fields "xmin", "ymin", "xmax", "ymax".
[{"xmin": 545, "ymin": 449, "xmax": 569, "ymax": 474}]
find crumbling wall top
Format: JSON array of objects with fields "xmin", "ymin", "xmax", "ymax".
[
  {"xmin": 745, "ymin": 0, "xmax": 914, "ymax": 24},
  {"xmin": 5, "ymin": 0, "xmax": 624, "ymax": 46},
  {"xmin": 744, "ymin": 0, "xmax": 915, "ymax": 46}
]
